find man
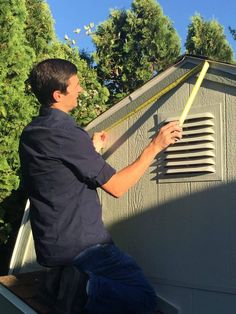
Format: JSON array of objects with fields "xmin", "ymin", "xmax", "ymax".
[{"xmin": 19, "ymin": 59, "xmax": 182, "ymax": 314}]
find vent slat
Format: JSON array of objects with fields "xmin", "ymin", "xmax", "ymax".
[
  {"xmin": 166, "ymin": 143, "xmax": 215, "ymax": 152},
  {"xmin": 177, "ymin": 135, "xmax": 215, "ymax": 143},
  {"xmin": 163, "ymin": 151, "xmax": 215, "ymax": 159},
  {"xmin": 164, "ymin": 158, "xmax": 215, "ymax": 166},
  {"xmin": 183, "ymin": 127, "xmax": 215, "ymax": 135},
  {"xmin": 165, "ymin": 112, "xmax": 214, "ymax": 123},
  {"xmin": 183, "ymin": 120, "xmax": 214, "ymax": 128},
  {"xmin": 163, "ymin": 166, "xmax": 215, "ymax": 174}
]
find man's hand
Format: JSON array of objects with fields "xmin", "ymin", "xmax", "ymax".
[
  {"xmin": 92, "ymin": 131, "xmax": 108, "ymax": 152},
  {"xmin": 151, "ymin": 121, "xmax": 182, "ymax": 154}
]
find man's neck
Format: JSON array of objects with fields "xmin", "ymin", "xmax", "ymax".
[{"xmin": 51, "ymin": 103, "xmax": 69, "ymax": 113}]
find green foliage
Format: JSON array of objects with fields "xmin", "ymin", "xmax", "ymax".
[
  {"xmin": 25, "ymin": 0, "xmax": 56, "ymax": 60},
  {"xmin": 0, "ymin": 0, "xmax": 35, "ymax": 243},
  {"xmin": 92, "ymin": 0, "xmax": 181, "ymax": 103},
  {"xmin": 185, "ymin": 14, "xmax": 234, "ymax": 62},
  {"xmin": 0, "ymin": 0, "xmax": 110, "ymax": 245}
]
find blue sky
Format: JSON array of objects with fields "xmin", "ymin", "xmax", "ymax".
[{"xmin": 46, "ymin": 0, "xmax": 236, "ymax": 58}]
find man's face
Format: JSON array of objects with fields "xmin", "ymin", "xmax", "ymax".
[{"xmin": 63, "ymin": 74, "xmax": 84, "ymax": 111}]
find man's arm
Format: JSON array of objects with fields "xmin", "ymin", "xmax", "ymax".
[{"xmin": 94, "ymin": 121, "xmax": 182, "ymax": 198}]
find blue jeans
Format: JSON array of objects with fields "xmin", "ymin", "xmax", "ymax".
[{"xmin": 72, "ymin": 243, "xmax": 158, "ymax": 314}]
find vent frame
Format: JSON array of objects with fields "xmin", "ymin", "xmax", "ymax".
[{"xmin": 156, "ymin": 104, "xmax": 223, "ymax": 183}]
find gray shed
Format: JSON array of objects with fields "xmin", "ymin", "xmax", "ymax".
[{"xmin": 10, "ymin": 55, "xmax": 236, "ymax": 313}]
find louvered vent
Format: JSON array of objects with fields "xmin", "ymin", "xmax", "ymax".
[{"xmin": 157, "ymin": 112, "xmax": 217, "ymax": 180}]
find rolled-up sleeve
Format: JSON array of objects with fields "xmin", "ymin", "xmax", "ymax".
[{"xmin": 59, "ymin": 127, "xmax": 116, "ymax": 186}]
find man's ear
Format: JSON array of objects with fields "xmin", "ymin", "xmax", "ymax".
[{"xmin": 52, "ymin": 90, "xmax": 63, "ymax": 103}]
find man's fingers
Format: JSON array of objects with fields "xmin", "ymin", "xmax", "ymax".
[
  {"xmin": 160, "ymin": 122, "xmax": 182, "ymax": 136},
  {"xmin": 161, "ymin": 120, "xmax": 180, "ymax": 131},
  {"xmin": 100, "ymin": 131, "xmax": 108, "ymax": 142},
  {"xmin": 155, "ymin": 121, "xmax": 183, "ymax": 149},
  {"xmin": 161, "ymin": 126, "xmax": 182, "ymax": 139},
  {"xmin": 171, "ymin": 130, "xmax": 182, "ymax": 140}
]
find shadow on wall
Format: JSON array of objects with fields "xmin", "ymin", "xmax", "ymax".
[
  {"xmin": 108, "ymin": 181, "xmax": 236, "ymax": 293},
  {"xmin": 7, "ymin": 180, "xmax": 236, "ymax": 291},
  {"xmin": 3, "ymin": 180, "xmax": 236, "ymax": 313}
]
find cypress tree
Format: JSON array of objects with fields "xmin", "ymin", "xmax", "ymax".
[
  {"xmin": 0, "ymin": 0, "xmax": 110, "ymax": 245},
  {"xmin": 92, "ymin": 0, "xmax": 181, "ymax": 103},
  {"xmin": 185, "ymin": 14, "xmax": 234, "ymax": 62},
  {"xmin": 25, "ymin": 0, "xmax": 56, "ymax": 60},
  {"xmin": 0, "ymin": 0, "xmax": 35, "ymax": 243}
]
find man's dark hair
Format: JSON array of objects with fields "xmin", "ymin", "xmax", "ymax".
[{"xmin": 28, "ymin": 59, "xmax": 78, "ymax": 107}]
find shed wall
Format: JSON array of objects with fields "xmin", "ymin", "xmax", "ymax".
[{"xmin": 90, "ymin": 76, "xmax": 236, "ymax": 313}]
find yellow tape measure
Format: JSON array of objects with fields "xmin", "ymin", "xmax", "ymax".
[
  {"xmin": 104, "ymin": 61, "xmax": 208, "ymax": 132},
  {"xmin": 179, "ymin": 61, "xmax": 209, "ymax": 126}
]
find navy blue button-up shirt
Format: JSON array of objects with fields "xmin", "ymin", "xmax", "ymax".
[{"xmin": 19, "ymin": 108, "xmax": 116, "ymax": 266}]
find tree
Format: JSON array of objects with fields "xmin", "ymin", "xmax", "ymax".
[
  {"xmin": 25, "ymin": 0, "xmax": 56, "ymax": 60},
  {"xmin": 185, "ymin": 14, "xmax": 234, "ymax": 62},
  {"xmin": 0, "ymin": 0, "xmax": 110, "ymax": 246},
  {"xmin": 92, "ymin": 0, "xmax": 181, "ymax": 103},
  {"xmin": 0, "ymin": 0, "xmax": 35, "ymax": 243}
]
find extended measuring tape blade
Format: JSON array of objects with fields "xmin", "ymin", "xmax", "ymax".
[
  {"xmin": 105, "ymin": 61, "xmax": 205, "ymax": 132},
  {"xmin": 179, "ymin": 61, "xmax": 210, "ymax": 127}
]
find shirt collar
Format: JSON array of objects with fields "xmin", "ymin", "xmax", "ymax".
[{"xmin": 39, "ymin": 107, "xmax": 77, "ymax": 126}]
